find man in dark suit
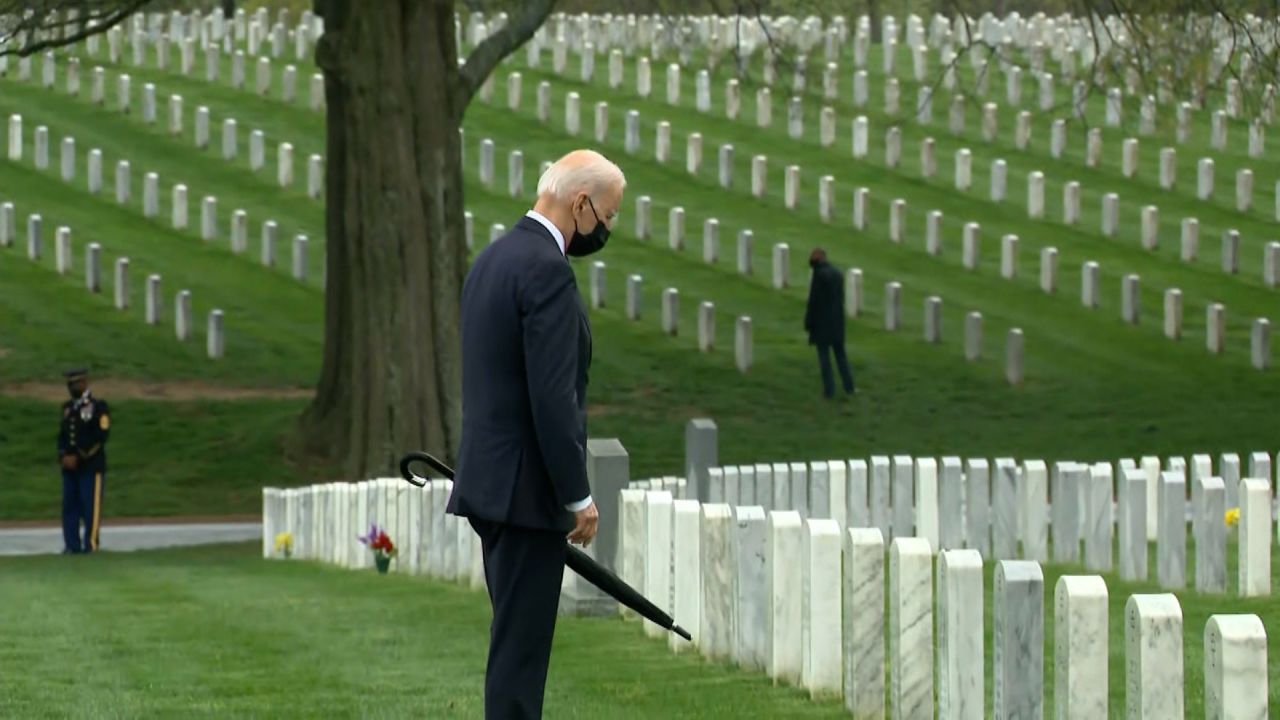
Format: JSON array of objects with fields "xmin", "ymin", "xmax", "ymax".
[
  {"xmin": 447, "ymin": 149, "xmax": 625, "ymax": 719},
  {"xmin": 804, "ymin": 248, "xmax": 856, "ymax": 398}
]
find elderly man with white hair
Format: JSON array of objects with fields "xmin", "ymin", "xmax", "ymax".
[{"xmin": 447, "ymin": 148, "xmax": 625, "ymax": 719}]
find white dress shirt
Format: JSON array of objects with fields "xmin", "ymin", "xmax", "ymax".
[
  {"xmin": 524, "ymin": 210, "xmax": 592, "ymax": 513},
  {"xmin": 525, "ymin": 210, "xmax": 567, "ymax": 256}
]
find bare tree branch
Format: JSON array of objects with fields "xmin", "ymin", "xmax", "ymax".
[
  {"xmin": 0, "ymin": 0, "xmax": 153, "ymax": 57},
  {"xmin": 453, "ymin": 0, "xmax": 556, "ymax": 113}
]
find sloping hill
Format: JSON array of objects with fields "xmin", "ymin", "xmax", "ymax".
[{"xmin": 2, "ymin": 13, "xmax": 1277, "ymax": 518}]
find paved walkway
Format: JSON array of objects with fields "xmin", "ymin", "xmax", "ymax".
[{"xmin": 0, "ymin": 522, "xmax": 261, "ymax": 556}]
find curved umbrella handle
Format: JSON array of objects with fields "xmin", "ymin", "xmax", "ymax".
[{"xmin": 398, "ymin": 451, "xmax": 455, "ymax": 487}]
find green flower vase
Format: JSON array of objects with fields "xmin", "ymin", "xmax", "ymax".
[{"xmin": 375, "ymin": 554, "xmax": 391, "ymax": 575}]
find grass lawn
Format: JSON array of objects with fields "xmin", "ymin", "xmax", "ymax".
[
  {"xmin": 0, "ymin": 541, "xmax": 1275, "ymax": 717},
  {"xmin": 0, "ymin": 397, "xmax": 311, "ymax": 521},
  {"xmin": 0, "ymin": 542, "xmax": 845, "ymax": 719}
]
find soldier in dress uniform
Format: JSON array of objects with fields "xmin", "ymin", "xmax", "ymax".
[{"xmin": 57, "ymin": 368, "xmax": 111, "ymax": 554}]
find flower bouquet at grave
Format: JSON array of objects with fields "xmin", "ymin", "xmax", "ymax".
[
  {"xmin": 1225, "ymin": 507, "xmax": 1240, "ymax": 535},
  {"xmin": 358, "ymin": 523, "xmax": 397, "ymax": 574},
  {"xmin": 274, "ymin": 531, "xmax": 293, "ymax": 559}
]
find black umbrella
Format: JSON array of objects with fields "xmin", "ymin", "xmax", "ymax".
[{"xmin": 398, "ymin": 451, "xmax": 692, "ymax": 642}]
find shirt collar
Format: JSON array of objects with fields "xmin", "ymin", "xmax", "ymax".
[{"xmin": 525, "ymin": 210, "xmax": 566, "ymax": 257}]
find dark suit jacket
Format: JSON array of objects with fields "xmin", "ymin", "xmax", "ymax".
[
  {"xmin": 447, "ymin": 216, "xmax": 592, "ymax": 533},
  {"xmin": 805, "ymin": 260, "xmax": 845, "ymax": 346}
]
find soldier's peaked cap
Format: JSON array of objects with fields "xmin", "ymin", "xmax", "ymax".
[{"xmin": 63, "ymin": 367, "xmax": 89, "ymax": 380}]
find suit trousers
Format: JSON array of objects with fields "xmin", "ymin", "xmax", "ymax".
[
  {"xmin": 61, "ymin": 467, "xmax": 104, "ymax": 553},
  {"xmin": 469, "ymin": 517, "xmax": 568, "ymax": 720},
  {"xmin": 815, "ymin": 342, "xmax": 855, "ymax": 397}
]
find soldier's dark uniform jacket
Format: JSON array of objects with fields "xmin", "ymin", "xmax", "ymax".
[
  {"xmin": 57, "ymin": 377, "xmax": 111, "ymax": 554},
  {"xmin": 58, "ymin": 394, "xmax": 111, "ymax": 472}
]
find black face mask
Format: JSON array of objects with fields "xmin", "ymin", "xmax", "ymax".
[
  {"xmin": 567, "ymin": 196, "xmax": 610, "ymax": 257},
  {"xmin": 67, "ymin": 383, "xmax": 81, "ymax": 399}
]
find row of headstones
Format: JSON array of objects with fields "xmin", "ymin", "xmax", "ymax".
[
  {"xmin": 512, "ymin": 67, "xmax": 1279, "ymax": 273},
  {"xmin": 616, "ymin": 490, "xmax": 1270, "ymax": 716},
  {"xmin": 6, "ymin": 59, "xmax": 324, "ymax": 194},
  {"xmin": 500, "ymin": 6, "xmax": 1277, "ymax": 90},
  {"xmin": 671, "ymin": 427, "xmax": 1277, "ymax": 542},
  {"xmin": 476, "ymin": 123, "xmax": 1040, "ymax": 382},
  {"xmin": 494, "ymin": 71, "xmax": 1278, "ymax": 288},
  {"xmin": 4, "ymin": 116, "xmax": 316, "ymax": 284},
  {"xmin": 527, "ymin": 82, "xmax": 1280, "ymax": 279},
  {"xmin": 67, "ymin": 28, "xmax": 327, "ymax": 112},
  {"xmin": 629, "ymin": 179, "xmax": 1264, "ymax": 375},
  {"xmin": 518, "ymin": 24, "xmax": 1277, "ymax": 142},
  {"xmin": 472, "ymin": 43, "xmax": 1263, "ymax": 241},
  {"xmin": 0, "ymin": 202, "xmax": 224, "ymax": 358},
  {"xmin": 615, "ymin": 114, "xmax": 1276, "ymax": 368},
  {"xmin": 261, "ymin": 480, "xmax": 488, "ymax": 593},
  {"xmin": 76, "ymin": 7, "xmax": 321, "ymax": 65},
  {"xmin": 466, "ymin": 152, "xmax": 1023, "ymax": 383},
  {"xmin": 498, "ymin": 8, "xmax": 1212, "ymax": 98},
  {"xmin": 471, "ymin": 86, "xmax": 1274, "ymax": 372},
  {"xmin": 507, "ymin": 71, "xmax": 1279, "ymax": 281},
  {"xmin": 635, "ymin": 452, "xmax": 1277, "ymax": 595}
]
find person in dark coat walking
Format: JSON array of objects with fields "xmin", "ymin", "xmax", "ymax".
[{"xmin": 804, "ymin": 248, "xmax": 855, "ymax": 398}]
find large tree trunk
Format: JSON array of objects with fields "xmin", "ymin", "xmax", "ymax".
[{"xmin": 305, "ymin": 0, "xmax": 467, "ymax": 477}]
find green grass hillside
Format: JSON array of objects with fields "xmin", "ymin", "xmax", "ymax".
[{"xmin": 1, "ymin": 26, "xmax": 1277, "ymax": 519}]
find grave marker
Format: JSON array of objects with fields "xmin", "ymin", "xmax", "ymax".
[
  {"xmin": 962, "ymin": 222, "xmax": 980, "ymax": 270},
  {"xmin": 643, "ymin": 491, "xmax": 674, "ymax": 638},
  {"xmin": 990, "ymin": 159, "xmax": 1007, "ymax": 202},
  {"xmin": 1206, "ymin": 303, "xmax": 1225, "ymax": 354},
  {"xmin": 1121, "ymin": 274, "xmax": 1140, "ymax": 324},
  {"xmin": 115, "ymin": 160, "xmax": 130, "ymax": 204},
  {"xmin": 1239, "ymin": 479, "xmax": 1271, "ymax": 596},
  {"xmin": 1054, "ymin": 576, "xmax": 1108, "ymax": 717},
  {"xmin": 767, "ymin": 511, "xmax": 803, "ymax": 684},
  {"xmin": 890, "ymin": 538, "xmax": 934, "ymax": 718},
  {"xmin": 1252, "ymin": 319, "xmax": 1271, "ymax": 370},
  {"xmin": 937, "ymin": 548, "xmax": 984, "ymax": 718},
  {"xmin": 1204, "ymin": 614, "xmax": 1270, "ymax": 717},
  {"xmin": 113, "ymin": 258, "xmax": 129, "ymax": 309},
  {"xmin": 1158, "ymin": 472, "xmax": 1186, "ymax": 589},
  {"xmin": 1027, "ymin": 171, "xmax": 1044, "ymax": 218},
  {"xmin": 801, "ymin": 519, "xmax": 842, "ymax": 697},
  {"xmin": 661, "ymin": 288, "xmax": 678, "ymax": 335},
  {"xmin": 1118, "ymin": 468, "xmax": 1148, "ymax": 581},
  {"xmin": 85, "ymin": 243, "xmax": 101, "ymax": 292},
  {"xmin": 1221, "ymin": 230, "xmax": 1239, "ymax": 274},
  {"xmin": 1125, "ymin": 595, "xmax": 1184, "ymax": 717},
  {"xmin": 1198, "ymin": 157, "xmax": 1214, "ymax": 200},
  {"xmin": 994, "ymin": 561, "xmax": 1043, "ymax": 717},
  {"xmin": 207, "ymin": 309, "xmax": 225, "ymax": 358},
  {"xmin": 844, "ymin": 528, "xmax": 885, "ymax": 717},
  {"xmin": 1161, "ymin": 288, "xmax": 1182, "ymax": 340},
  {"xmin": 735, "ymin": 317, "xmax": 752, "ymax": 372},
  {"xmin": 172, "ymin": 185, "xmax": 188, "ymax": 229},
  {"xmin": 670, "ymin": 500, "xmax": 701, "ymax": 651}
]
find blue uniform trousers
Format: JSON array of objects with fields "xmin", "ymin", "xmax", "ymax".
[{"xmin": 61, "ymin": 467, "xmax": 104, "ymax": 553}]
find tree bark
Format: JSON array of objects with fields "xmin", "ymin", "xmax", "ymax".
[
  {"xmin": 304, "ymin": 0, "xmax": 555, "ymax": 478},
  {"xmin": 304, "ymin": 0, "xmax": 467, "ymax": 477}
]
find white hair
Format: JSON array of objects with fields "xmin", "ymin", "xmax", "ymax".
[{"xmin": 535, "ymin": 150, "xmax": 626, "ymax": 200}]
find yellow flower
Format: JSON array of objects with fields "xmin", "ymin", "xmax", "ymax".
[
  {"xmin": 274, "ymin": 532, "xmax": 294, "ymax": 556},
  {"xmin": 1225, "ymin": 508, "xmax": 1240, "ymax": 528}
]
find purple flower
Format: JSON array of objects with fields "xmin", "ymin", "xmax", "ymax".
[{"xmin": 358, "ymin": 523, "xmax": 381, "ymax": 546}]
